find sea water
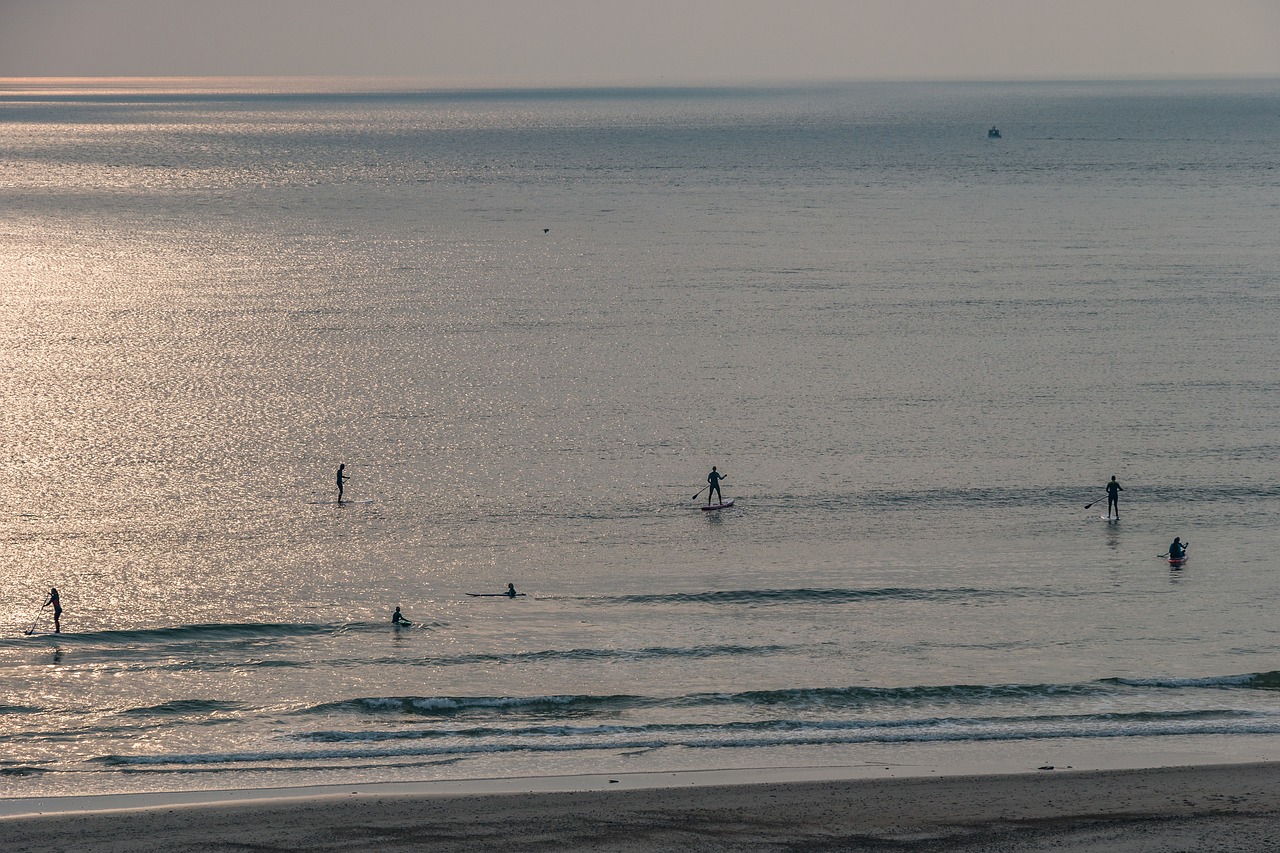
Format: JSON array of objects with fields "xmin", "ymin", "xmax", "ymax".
[{"xmin": 2, "ymin": 78, "xmax": 1280, "ymax": 799}]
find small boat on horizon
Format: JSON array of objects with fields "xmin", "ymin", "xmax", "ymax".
[{"xmin": 988, "ymin": 126, "xmax": 1002, "ymax": 139}]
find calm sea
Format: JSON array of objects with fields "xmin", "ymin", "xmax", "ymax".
[{"xmin": 2, "ymin": 78, "xmax": 1280, "ymax": 799}]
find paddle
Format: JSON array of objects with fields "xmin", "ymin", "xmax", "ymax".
[
  {"xmin": 23, "ymin": 608, "xmax": 42, "ymax": 636},
  {"xmin": 1084, "ymin": 495, "xmax": 1107, "ymax": 509}
]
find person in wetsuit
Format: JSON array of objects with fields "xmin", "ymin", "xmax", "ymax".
[
  {"xmin": 43, "ymin": 587, "xmax": 62, "ymax": 633},
  {"xmin": 336, "ymin": 463, "xmax": 349, "ymax": 503},
  {"xmin": 392, "ymin": 606, "xmax": 410, "ymax": 625},
  {"xmin": 506, "ymin": 583, "xmax": 518, "ymax": 598},
  {"xmin": 707, "ymin": 467, "xmax": 727, "ymax": 506},
  {"xmin": 1105, "ymin": 476, "xmax": 1123, "ymax": 519},
  {"xmin": 1168, "ymin": 538, "xmax": 1187, "ymax": 560}
]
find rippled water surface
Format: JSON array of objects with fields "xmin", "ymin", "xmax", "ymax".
[{"xmin": 2, "ymin": 78, "xmax": 1280, "ymax": 797}]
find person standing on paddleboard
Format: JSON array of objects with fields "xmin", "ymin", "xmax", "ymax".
[
  {"xmin": 336, "ymin": 463, "xmax": 349, "ymax": 503},
  {"xmin": 43, "ymin": 587, "xmax": 62, "ymax": 633},
  {"xmin": 1106, "ymin": 476, "xmax": 1123, "ymax": 519},
  {"xmin": 707, "ymin": 466, "xmax": 727, "ymax": 506}
]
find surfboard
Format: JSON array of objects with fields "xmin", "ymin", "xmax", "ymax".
[
  {"xmin": 702, "ymin": 499, "xmax": 735, "ymax": 511},
  {"xmin": 466, "ymin": 593, "xmax": 526, "ymax": 597}
]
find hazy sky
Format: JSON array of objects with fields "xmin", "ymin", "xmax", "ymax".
[{"xmin": 2, "ymin": 0, "xmax": 1279, "ymax": 83}]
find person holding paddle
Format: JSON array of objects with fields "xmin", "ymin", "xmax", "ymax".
[
  {"xmin": 336, "ymin": 463, "xmax": 349, "ymax": 503},
  {"xmin": 1105, "ymin": 475, "xmax": 1123, "ymax": 519},
  {"xmin": 43, "ymin": 587, "xmax": 62, "ymax": 634},
  {"xmin": 706, "ymin": 466, "xmax": 727, "ymax": 506}
]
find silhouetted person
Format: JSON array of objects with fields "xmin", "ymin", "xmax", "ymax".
[
  {"xmin": 1106, "ymin": 476, "xmax": 1123, "ymax": 519},
  {"xmin": 1168, "ymin": 538, "xmax": 1186, "ymax": 560},
  {"xmin": 336, "ymin": 463, "xmax": 349, "ymax": 503},
  {"xmin": 506, "ymin": 583, "xmax": 518, "ymax": 598},
  {"xmin": 707, "ymin": 467, "xmax": 727, "ymax": 505},
  {"xmin": 43, "ymin": 587, "xmax": 61, "ymax": 633},
  {"xmin": 392, "ymin": 606, "xmax": 410, "ymax": 625}
]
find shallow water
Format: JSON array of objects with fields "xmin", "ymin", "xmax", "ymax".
[{"xmin": 2, "ymin": 78, "xmax": 1280, "ymax": 797}]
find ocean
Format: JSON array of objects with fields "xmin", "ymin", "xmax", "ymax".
[{"xmin": 2, "ymin": 77, "xmax": 1280, "ymax": 799}]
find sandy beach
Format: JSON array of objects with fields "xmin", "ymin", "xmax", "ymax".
[{"xmin": 4, "ymin": 762, "xmax": 1280, "ymax": 852}]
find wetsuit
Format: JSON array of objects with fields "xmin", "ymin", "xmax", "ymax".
[
  {"xmin": 45, "ymin": 588, "xmax": 62, "ymax": 633},
  {"xmin": 707, "ymin": 469, "xmax": 725, "ymax": 505},
  {"xmin": 1106, "ymin": 478, "xmax": 1123, "ymax": 518}
]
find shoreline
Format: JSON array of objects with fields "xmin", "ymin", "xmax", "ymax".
[
  {"xmin": 5, "ymin": 760, "xmax": 1280, "ymax": 851},
  {"xmin": 4, "ymin": 733, "xmax": 1272, "ymax": 818}
]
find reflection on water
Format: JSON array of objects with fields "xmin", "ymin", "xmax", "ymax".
[{"xmin": 3, "ymin": 78, "xmax": 1280, "ymax": 797}]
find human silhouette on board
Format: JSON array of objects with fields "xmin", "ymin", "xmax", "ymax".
[
  {"xmin": 1105, "ymin": 476, "xmax": 1123, "ymax": 519},
  {"xmin": 706, "ymin": 466, "xmax": 727, "ymax": 506},
  {"xmin": 43, "ymin": 587, "xmax": 62, "ymax": 633},
  {"xmin": 336, "ymin": 463, "xmax": 349, "ymax": 503}
]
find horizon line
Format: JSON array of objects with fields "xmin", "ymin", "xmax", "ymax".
[{"xmin": 2, "ymin": 72, "xmax": 1278, "ymax": 96}]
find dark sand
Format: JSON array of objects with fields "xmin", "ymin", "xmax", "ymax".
[{"xmin": 5, "ymin": 763, "xmax": 1280, "ymax": 851}]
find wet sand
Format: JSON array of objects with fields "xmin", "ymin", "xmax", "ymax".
[{"xmin": 4, "ymin": 762, "xmax": 1280, "ymax": 851}]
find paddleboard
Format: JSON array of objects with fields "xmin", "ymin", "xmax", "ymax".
[
  {"xmin": 1168, "ymin": 552, "xmax": 1188, "ymax": 567},
  {"xmin": 702, "ymin": 499, "xmax": 735, "ymax": 511},
  {"xmin": 466, "ymin": 593, "xmax": 527, "ymax": 597},
  {"xmin": 1100, "ymin": 515, "xmax": 1118, "ymax": 521}
]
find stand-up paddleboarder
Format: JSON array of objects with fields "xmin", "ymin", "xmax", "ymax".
[
  {"xmin": 336, "ymin": 463, "xmax": 349, "ymax": 503},
  {"xmin": 707, "ymin": 467, "xmax": 727, "ymax": 506},
  {"xmin": 1106, "ymin": 476, "xmax": 1123, "ymax": 519},
  {"xmin": 43, "ymin": 587, "xmax": 62, "ymax": 633}
]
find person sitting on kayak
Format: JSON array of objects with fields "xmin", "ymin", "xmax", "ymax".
[
  {"xmin": 1168, "ymin": 538, "xmax": 1186, "ymax": 560},
  {"xmin": 707, "ymin": 466, "xmax": 727, "ymax": 505},
  {"xmin": 506, "ymin": 583, "xmax": 518, "ymax": 598}
]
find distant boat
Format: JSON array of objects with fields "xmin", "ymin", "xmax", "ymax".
[{"xmin": 988, "ymin": 126, "xmax": 1002, "ymax": 139}]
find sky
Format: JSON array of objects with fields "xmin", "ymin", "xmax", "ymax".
[{"xmin": 1, "ymin": 0, "xmax": 1279, "ymax": 83}]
